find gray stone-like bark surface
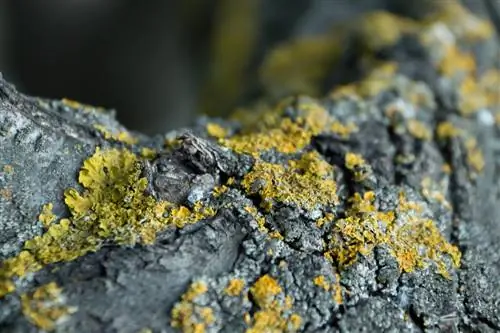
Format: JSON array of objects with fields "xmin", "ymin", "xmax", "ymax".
[{"xmin": 1, "ymin": 5, "xmax": 500, "ymax": 333}]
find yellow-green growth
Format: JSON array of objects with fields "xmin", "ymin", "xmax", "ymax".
[
  {"xmin": 325, "ymin": 191, "xmax": 461, "ymax": 278},
  {"xmin": 0, "ymin": 148, "xmax": 216, "ymax": 297},
  {"xmin": 242, "ymin": 151, "xmax": 338, "ymax": 212},
  {"xmin": 171, "ymin": 281, "xmax": 215, "ymax": 333},
  {"xmin": 21, "ymin": 282, "xmax": 76, "ymax": 331},
  {"xmin": 206, "ymin": 123, "xmax": 228, "ymax": 139},
  {"xmin": 221, "ymin": 100, "xmax": 328, "ymax": 157},
  {"xmin": 246, "ymin": 275, "xmax": 302, "ymax": 333},
  {"xmin": 93, "ymin": 124, "xmax": 138, "ymax": 145},
  {"xmin": 38, "ymin": 203, "xmax": 56, "ymax": 228}
]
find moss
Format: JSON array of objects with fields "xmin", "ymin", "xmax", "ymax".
[
  {"xmin": 206, "ymin": 123, "xmax": 228, "ymax": 139},
  {"xmin": 242, "ymin": 152, "xmax": 338, "ymax": 212},
  {"xmin": 325, "ymin": 191, "xmax": 460, "ymax": 278},
  {"xmin": 21, "ymin": 282, "xmax": 76, "ymax": 331},
  {"xmin": 38, "ymin": 203, "xmax": 56, "ymax": 228},
  {"xmin": 93, "ymin": 124, "xmax": 138, "ymax": 145},
  {"xmin": 0, "ymin": 148, "xmax": 216, "ymax": 298},
  {"xmin": 224, "ymin": 278, "xmax": 245, "ymax": 296},
  {"xmin": 171, "ymin": 281, "xmax": 215, "ymax": 333},
  {"xmin": 246, "ymin": 275, "xmax": 301, "ymax": 333}
]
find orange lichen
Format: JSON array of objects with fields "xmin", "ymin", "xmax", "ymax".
[
  {"xmin": 225, "ymin": 278, "xmax": 245, "ymax": 296},
  {"xmin": 171, "ymin": 281, "xmax": 215, "ymax": 333},
  {"xmin": 21, "ymin": 282, "xmax": 76, "ymax": 331},
  {"xmin": 242, "ymin": 152, "xmax": 338, "ymax": 212}
]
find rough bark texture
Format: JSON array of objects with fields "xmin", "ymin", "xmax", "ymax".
[{"xmin": 1, "ymin": 3, "xmax": 500, "ymax": 333}]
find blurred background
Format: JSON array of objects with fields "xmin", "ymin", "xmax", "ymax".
[{"xmin": 0, "ymin": 0, "xmax": 495, "ymax": 134}]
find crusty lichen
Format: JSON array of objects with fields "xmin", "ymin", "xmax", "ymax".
[
  {"xmin": 325, "ymin": 190, "xmax": 460, "ymax": 278},
  {"xmin": 242, "ymin": 151, "xmax": 338, "ymax": 212},
  {"xmin": 171, "ymin": 281, "xmax": 215, "ymax": 333},
  {"xmin": 0, "ymin": 148, "xmax": 216, "ymax": 297},
  {"xmin": 21, "ymin": 282, "xmax": 76, "ymax": 331},
  {"xmin": 221, "ymin": 99, "xmax": 328, "ymax": 157},
  {"xmin": 224, "ymin": 278, "xmax": 245, "ymax": 296},
  {"xmin": 94, "ymin": 124, "xmax": 138, "ymax": 145},
  {"xmin": 246, "ymin": 275, "xmax": 302, "ymax": 333}
]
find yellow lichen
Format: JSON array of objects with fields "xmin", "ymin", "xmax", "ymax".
[
  {"xmin": 0, "ymin": 148, "xmax": 216, "ymax": 297},
  {"xmin": 200, "ymin": 0, "xmax": 259, "ymax": 117},
  {"xmin": 242, "ymin": 152, "xmax": 338, "ymax": 212},
  {"xmin": 171, "ymin": 281, "xmax": 215, "ymax": 333},
  {"xmin": 330, "ymin": 121, "xmax": 359, "ymax": 139},
  {"xmin": 357, "ymin": 12, "xmax": 418, "ymax": 50},
  {"xmin": 61, "ymin": 98, "xmax": 104, "ymax": 112},
  {"xmin": 424, "ymin": 1, "xmax": 494, "ymax": 42},
  {"xmin": 221, "ymin": 100, "xmax": 328, "ymax": 157},
  {"xmin": 333, "ymin": 273, "xmax": 343, "ymax": 304},
  {"xmin": 325, "ymin": 191, "xmax": 460, "ymax": 278},
  {"xmin": 407, "ymin": 120, "xmax": 432, "ymax": 141},
  {"xmin": 436, "ymin": 122, "xmax": 461, "ymax": 139},
  {"xmin": 140, "ymin": 147, "xmax": 157, "ymax": 159},
  {"xmin": 206, "ymin": 123, "xmax": 228, "ymax": 139},
  {"xmin": 260, "ymin": 35, "xmax": 343, "ymax": 98},
  {"xmin": 246, "ymin": 275, "xmax": 301, "ymax": 333},
  {"xmin": 225, "ymin": 278, "xmax": 245, "ymax": 296},
  {"xmin": 39, "ymin": 203, "xmax": 56, "ymax": 228},
  {"xmin": 313, "ymin": 275, "xmax": 330, "ymax": 291},
  {"xmin": 345, "ymin": 152, "xmax": 370, "ymax": 182},
  {"xmin": 3, "ymin": 165, "xmax": 13, "ymax": 174},
  {"xmin": 21, "ymin": 282, "xmax": 76, "ymax": 331},
  {"xmin": 465, "ymin": 138, "xmax": 485, "ymax": 173},
  {"xmin": 94, "ymin": 124, "xmax": 138, "ymax": 145}
]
